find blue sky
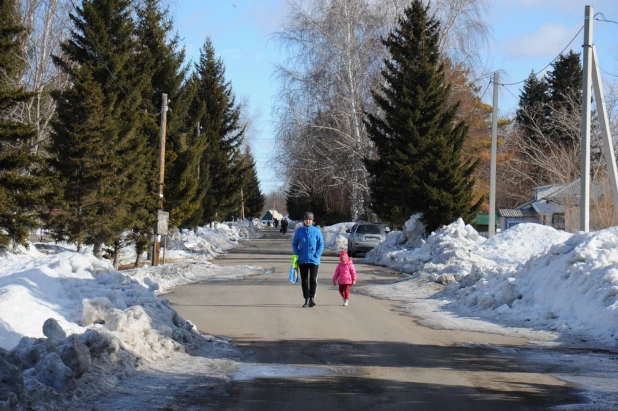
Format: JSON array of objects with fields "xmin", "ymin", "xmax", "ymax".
[{"xmin": 171, "ymin": 0, "xmax": 618, "ymax": 194}]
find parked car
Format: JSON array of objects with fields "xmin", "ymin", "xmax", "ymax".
[{"xmin": 346, "ymin": 223, "xmax": 388, "ymax": 257}]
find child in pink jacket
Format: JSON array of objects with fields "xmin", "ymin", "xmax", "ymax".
[{"xmin": 332, "ymin": 250, "xmax": 357, "ymax": 306}]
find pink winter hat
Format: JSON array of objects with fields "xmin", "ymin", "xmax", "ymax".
[{"xmin": 340, "ymin": 250, "xmax": 349, "ymax": 263}]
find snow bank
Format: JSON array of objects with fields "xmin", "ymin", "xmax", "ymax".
[
  {"xmin": 483, "ymin": 228, "xmax": 618, "ymax": 346},
  {"xmin": 0, "ymin": 222, "xmax": 265, "ymax": 409},
  {"xmin": 477, "ymin": 223, "xmax": 572, "ymax": 264},
  {"xmin": 320, "ymin": 222, "xmax": 355, "ymax": 251},
  {"xmin": 361, "ymin": 214, "xmax": 618, "ymax": 349},
  {"xmin": 366, "ymin": 217, "xmax": 486, "ymax": 281}
]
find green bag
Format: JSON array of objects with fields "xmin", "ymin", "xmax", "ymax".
[{"xmin": 289, "ymin": 255, "xmax": 299, "ymax": 283}]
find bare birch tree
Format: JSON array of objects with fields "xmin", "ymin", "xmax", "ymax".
[
  {"xmin": 272, "ymin": 0, "xmax": 490, "ymax": 220},
  {"xmin": 500, "ymin": 86, "xmax": 618, "ymax": 228},
  {"xmin": 14, "ymin": 0, "xmax": 72, "ymax": 153}
]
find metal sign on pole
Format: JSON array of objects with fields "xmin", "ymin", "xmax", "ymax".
[
  {"xmin": 488, "ymin": 72, "xmax": 499, "ymax": 237},
  {"xmin": 580, "ymin": 5, "xmax": 593, "ymax": 232}
]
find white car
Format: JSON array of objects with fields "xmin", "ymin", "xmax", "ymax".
[{"xmin": 346, "ymin": 223, "xmax": 388, "ymax": 257}]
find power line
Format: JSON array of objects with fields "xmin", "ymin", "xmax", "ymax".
[
  {"xmin": 595, "ymin": 13, "xmax": 618, "ymax": 25},
  {"xmin": 463, "ymin": 80, "xmax": 492, "ymax": 123},
  {"xmin": 500, "ymin": 83, "xmax": 519, "ymax": 101},
  {"xmin": 66, "ymin": 0, "xmax": 161, "ymax": 117},
  {"xmin": 501, "ymin": 25, "xmax": 584, "ymax": 86}
]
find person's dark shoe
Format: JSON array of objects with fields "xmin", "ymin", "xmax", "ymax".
[
  {"xmin": 308, "ymin": 298, "xmax": 316, "ymax": 307},
  {"xmin": 303, "ymin": 299, "xmax": 309, "ymax": 308}
]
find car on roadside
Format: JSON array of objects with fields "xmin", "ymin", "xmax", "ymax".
[{"xmin": 346, "ymin": 222, "xmax": 389, "ymax": 257}]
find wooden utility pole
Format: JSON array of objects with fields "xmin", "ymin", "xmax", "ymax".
[
  {"xmin": 240, "ymin": 188, "xmax": 245, "ymax": 222},
  {"xmin": 194, "ymin": 121, "xmax": 200, "ymax": 234},
  {"xmin": 580, "ymin": 5, "xmax": 593, "ymax": 232},
  {"xmin": 153, "ymin": 93, "xmax": 168, "ymax": 266},
  {"xmin": 488, "ymin": 72, "xmax": 499, "ymax": 237}
]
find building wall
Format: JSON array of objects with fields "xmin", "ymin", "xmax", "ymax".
[{"xmin": 499, "ymin": 217, "xmax": 540, "ymax": 231}]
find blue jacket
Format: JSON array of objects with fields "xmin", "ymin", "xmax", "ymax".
[{"xmin": 292, "ymin": 224, "xmax": 324, "ymax": 265}]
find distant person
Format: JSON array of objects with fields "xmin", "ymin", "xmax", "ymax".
[
  {"xmin": 280, "ymin": 218, "xmax": 289, "ymax": 235},
  {"xmin": 274, "ymin": 218, "xmax": 279, "ymax": 229},
  {"xmin": 332, "ymin": 250, "xmax": 357, "ymax": 306},
  {"xmin": 292, "ymin": 212, "xmax": 324, "ymax": 308}
]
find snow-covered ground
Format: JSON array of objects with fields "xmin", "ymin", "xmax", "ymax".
[
  {"xmin": 361, "ymin": 216, "xmax": 618, "ymax": 351},
  {"xmin": 2, "ymin": 216, "xmax": 618, "ymax": 409},
  {"xmin": 0, "ymin": 221, "xmax": 265, "ymax": 410}
]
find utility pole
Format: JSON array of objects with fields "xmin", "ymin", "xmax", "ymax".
[
  {"xmin": 591, "ymin": 46, "xmax": 618, "ymax": 222},
  {"xmin": 153, "ymin": 93, "xmax": 168, "ymax": 266},
  {"xmin": 488, "ymin": 72, "xmax": 499, "ymax": 237},
  {"xmin": 580, "ymin": 5, "xmax": 593, "ymax": 232},
  {"xmin": 194, "ymin": 121, "xmax": 200, "ymax": 234},
  {"xmin": 240, "ymin": 188, "xmax": 245, "ymax": 222}
]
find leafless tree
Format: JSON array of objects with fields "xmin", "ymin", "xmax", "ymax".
[
  {"xmin": 272, "ymin": 0, "xmax": 490, "ymax": 220},
  {"xmin": 500, "ymin": 85, "xmax": 618, "ymax": 229},
  {"xmin": 12, "ymin": 0, "xmax": 72, "ymax": 153}
]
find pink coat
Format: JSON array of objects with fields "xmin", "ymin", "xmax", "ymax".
[{"xmin": 332, "ymin": 260, "xmax": 357, "ymax": 285}]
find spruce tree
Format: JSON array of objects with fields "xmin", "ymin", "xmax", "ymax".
[
  {"xmin": 545, "ymin": 51, "xmax": 582, "ymax": 145},
  {"xmin": 364, "ymin": 0, "xmax": 481, "ymax": 232},
  {"xmin": 237, "ymin": 149, "xmax": 264, "ymax": 218},
  {"xmin": 50, "ymin": 0, "xmax": 155, "ymax": 257},
  {"xmin": 176, "ymin": 73, "xmax": 209, "ymax": 229},
  {"xmin": 195, "ymin": 38, "xmax": 244, "ymax": 223},
  {"xmin": 546, "ymin": 51, "xmax": 582, "ymax": 110},
  {"xmin": 0, "ymin": 0, "xmax": 50, "ymax": 249},
  {"xmin": 132, "ymin": 0, "xmax": 196, "ymax": 260},
  {"xmin": 515, "ymin": 71, "xmax": 549, "ymax": 144}
]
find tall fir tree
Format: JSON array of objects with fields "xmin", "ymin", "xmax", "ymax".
[
  {"xmin": 195, "ymin": 38, "xmax": 245, "ymax": 224},
  {"xmin": 546, "ymin": 51, "xmax": 582, "ymax": 110},
  {"xmin": 545, "ymin": 50, "xmax": 582, "ymax": 145},
  {"xmin": 237, "ymin": 148, "xmax": 264, "ymax": 218},
  {"xmin": 133, "ymin": 0, "xmax": 198, "ymax": 260},
  {"xmin": 0, "ymin": 0, "xmax": 50, "ymax": 249},
  {"xmin": 516, "ymin": 52, "xmax": 582, "ymax": 148},
  {"xmin": 50, "ymin": 0, "xmax": 156, "ymax": 260},
  {"xmin": 515, "ymin": 71, "xmax": 550, "ymax": 144},
  {"xmin": 364, "ymin": 0, "xmax": 481, "ymax": 232}
]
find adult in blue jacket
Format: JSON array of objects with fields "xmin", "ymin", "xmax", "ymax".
[{"xmin": 292, "ymin": 211, "xmax": 324, "ymax": 307}]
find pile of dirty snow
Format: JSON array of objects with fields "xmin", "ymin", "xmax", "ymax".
[{"xmin": 0, "ymin": 222, "xmax": 265, "ymax": 410}]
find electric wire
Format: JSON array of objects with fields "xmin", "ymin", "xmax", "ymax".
[
  {"xmin": 463, "ymin": 80, "xmax": 492, "ymax": 123},
  {"xmin": 500, "ymin": 25, "xmax": 585, "ymax": 86},
  {"xmin": 500, "ymin": 83, "xmax": 519, "ymax": 101},
  {"xmin": 595, "ymin": 13, "xmax": 618, "ymax": 25}
]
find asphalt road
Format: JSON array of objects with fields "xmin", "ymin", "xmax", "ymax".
[{"xmin": 165, "ymin": 228, "xmax": 584, "ymax": 410}]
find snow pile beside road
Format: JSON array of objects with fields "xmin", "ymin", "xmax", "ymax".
[
  {"xmin": 365, "ymin": 218, "xmax": 486, "ymax": 281},
  {"xmin": 128, "ymin": 262, "xmax": 265, "ymax": 295},
  {"xmin": 363, "ymin": 216, "xmax": 618, "ymax": 348},
  {"xmin": 477, "ymin": 223, "xmax": 572, "ymax": 264},
  {"xmin": 156, "ymin": 221, "xmax": 262, "ymax": 263},
  {"xmin": 0, "ymin": 222, "xmax": 265, "ymax": 410},
  {"xmin": 449, "ymin": 227, "xmax": 618, "ymax": 347},
  {"xmin": 321, "ymin": 222, "xmax": 354, "ymax": 251}
]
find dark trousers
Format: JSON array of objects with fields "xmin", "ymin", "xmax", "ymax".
[{"xmin": 299, "ymin": 263, "xmax": 319, "ymax": 299}]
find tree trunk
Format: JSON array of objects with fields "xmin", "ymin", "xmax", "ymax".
[{"xmin": 93, "ymin": 243, "xmax": 102, "ymax": 259}]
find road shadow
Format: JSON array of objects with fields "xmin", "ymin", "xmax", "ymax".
[{"xmin": 210, "ymin": 338, "xmax": 587, "ymax": 411}]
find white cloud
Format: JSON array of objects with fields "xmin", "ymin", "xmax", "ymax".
[{"xmin": 501, "ymin": 23, "xmax": 582, "ymax": 58}]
